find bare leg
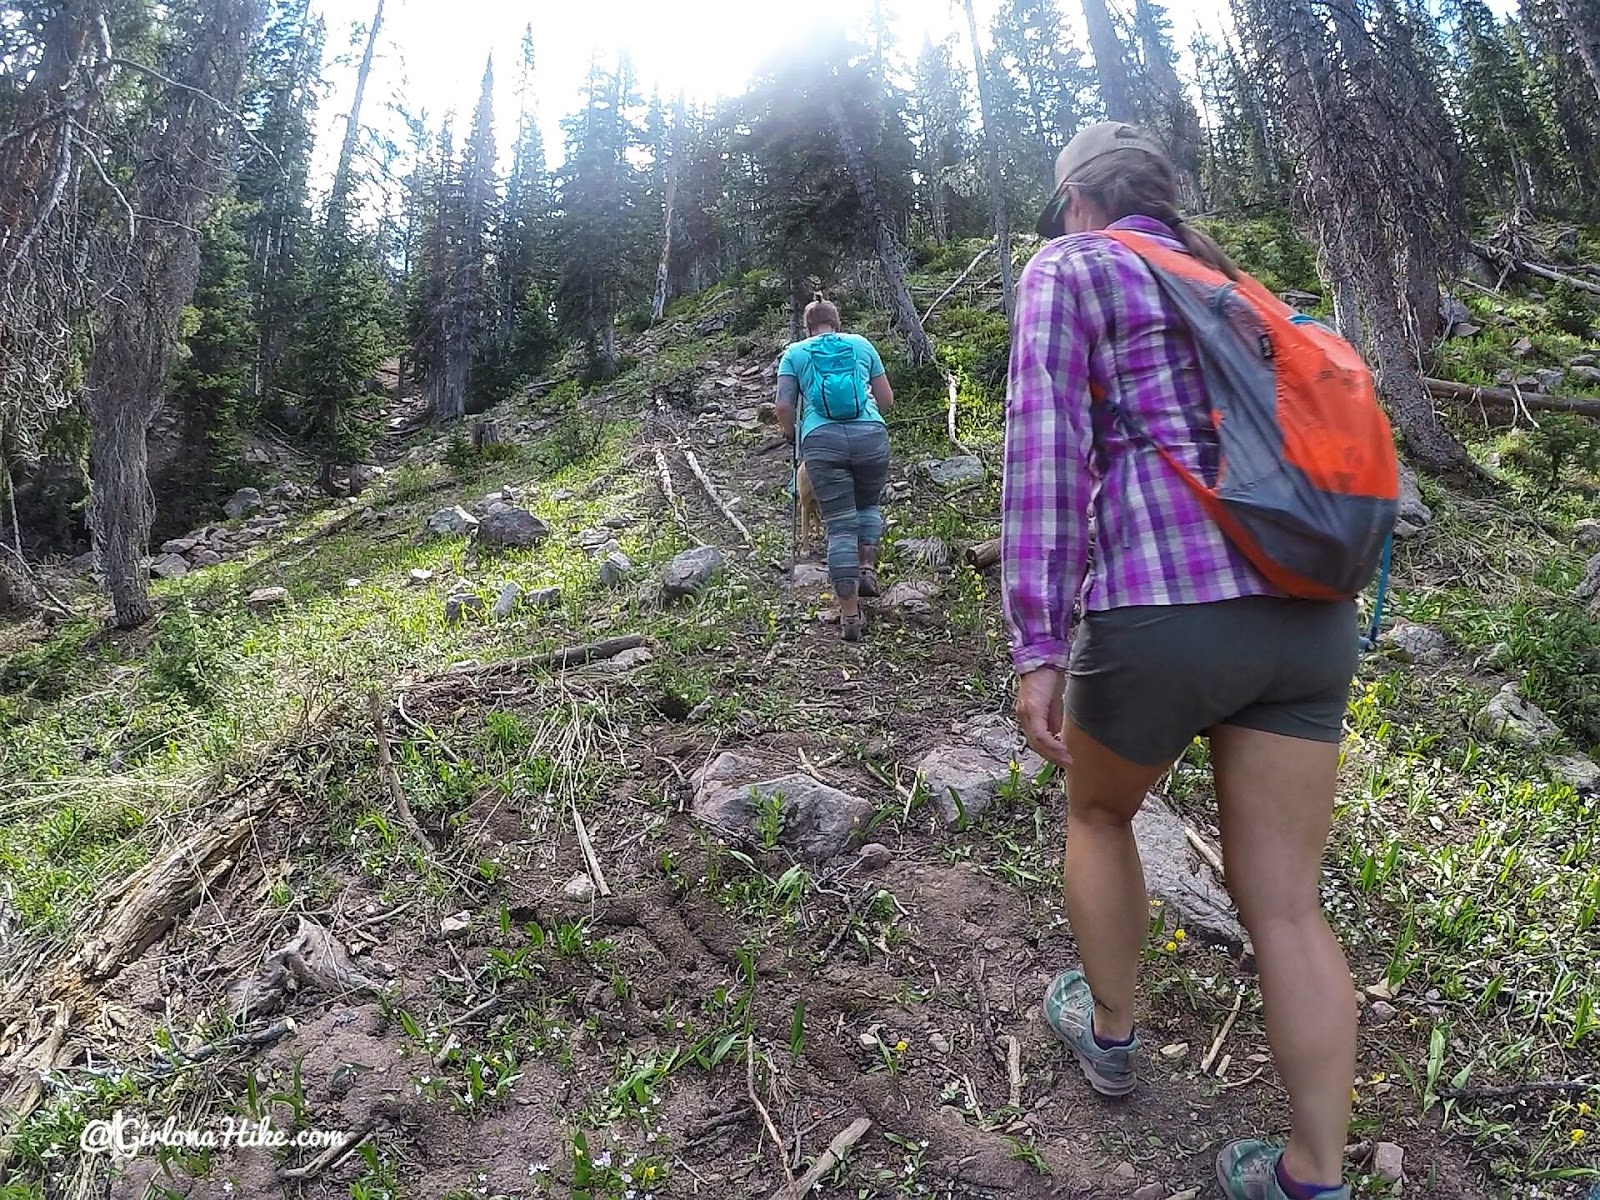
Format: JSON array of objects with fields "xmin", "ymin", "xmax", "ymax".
[
  {"xmin": 1211, "ymin": 724, "xmax": 1354, "ymax": 1188},
  {"xmin": 1061, "ymin": 720, "xmax": 1176, "ymax": 1041}
]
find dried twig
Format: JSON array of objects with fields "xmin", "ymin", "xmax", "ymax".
[
  {"xmin": 0, "ymin": 540, "xmax": 71, "ymax": 614},
  {"xmin": 942, "ymin": 368, "xmax": 971, "ymax": 455},
  {"xmin": 684, "ymin": 449, "xmax": 754, "ymax": 547},
  {"xmin": 652, "ymin": 444, "xmax": 698, "ymax": 541},
  {"xmin": 748, "ymin": 1038, "xmax": 798, "ymax": 1199},
  {"xmin": 921, "ymin": 243, "xmax": 993, "ymax": 325},
  {"xmin": 775, "ymin": 1116, "xmax": 872, "ymax": 1200},
  {"xmin": 1003, "ymin": 1034, "xmax": 1023, "ymax": 1109},
  {"xmin": 367, "ymin": 691, "xmax": 434, "ymax": 852},
  {"xmin": 571, "ymin": 803, "xmax": 612, "ymax": 898},
  {"xmin": 276, "ymin": 1118, "xmax": 377, "ymax": 1182},
  {"xmin": 1201, "ymin": 987, "xmax": 1246, "ymax": 1075},
  {"xmin": 1186, "ymin": 828, "xmax": 1226, "ymax": 880}
]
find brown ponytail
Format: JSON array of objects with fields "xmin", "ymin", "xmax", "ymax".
[
  {"xmin": 804, "ymin": 292, "xmax": 842, "ymax": 334},
  {"xmin": 1072, "ymin": 149, "xmax": 1241, "ymax": 281}
]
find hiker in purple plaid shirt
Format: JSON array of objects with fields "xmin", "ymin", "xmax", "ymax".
[{"xmin": 1000, "ymin": 123, "xmax": 1362, "ymax": 1200}]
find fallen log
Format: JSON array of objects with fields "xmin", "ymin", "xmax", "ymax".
[
  {"xmin": 965, "ymin": 538, "xmax": 1001, "ymax": 572},
  {"xmin": 1426, "ymin": 378, "xmax": 1600, "ymax": 419},
  {"xmin": 921, "ymin": 243, "xmax": 993, "ymax": 326}
]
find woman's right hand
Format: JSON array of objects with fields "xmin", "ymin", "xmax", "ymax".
[{"xmin": 1015, "ymin": 666, "xmax": 1072, "ymax": 770}]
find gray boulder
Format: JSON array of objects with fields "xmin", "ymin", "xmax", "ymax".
[
  {"xmin": 664, "ymin": 545, "xmax": 725, "ymax": 597},
  {"xmin": 915, "ymin": 714, "xmax": 1047, "ymax": 826},
  {"xmin": 599, "ymin": 551, "xmax": 634, "ymax": 587},
  {"xmin": 246, "ymin": 586, "xmax": 289, "ymax": 612},
  {"xmin": 1395, "ymin": 466, "xmax": 1432, "ymax": 540},
  {"xmin": 1382, "ymin": 622, "xmax": 1451, "ymax": 666},
  {"xmin": 445, "ymin": 591, "xmax": 486, "ymax": 626},
  {"xmin": 425, "ymin": 506, "xmax": 479, "ymax": 537},
  {"xmin": 148, "ymin": 553, "xmax": 189, "ymax": 580},
  {"xmin": 1575, "ymin": 519, "xmax": 1600, "ymax": 552},
  {"xmin": 475, "ymin": 507, "xmax": 550, "ymax": 551},
  {"xmin": 1546, "ymin": 752, "xmax": 1600, "ymax": 794},
  {"xmin": 1133, "ymin": 795, "xmax": 1248, "ymax": 953},
  {"xmin": 924, "ymin": 455, "xmax": 985, "ymax": 490},
  {"xmin": 526, "ymin": 586, "xmax": 562, "ymax": 608},
  {"xmin": 882, "ymin": 580, "xmax": 940, "ymax": 613},
  {"xmin": 160, "ymin": 537, "xmax": 198, "ymax": 555},
  {"xmin": 224, "ymin": 487, "xmax": 263, "ymax": 520},
  {"xmin": 191, "ymin": 549, "xmax": 223, "ymax": 568},
  {"xmin": 1474, "ymin": 683, "xmax": 1560, "ymax": 749},
  {"xmin": 1574, "ymin": 552, "xmax": 1600, "ymax": 607},
  {"xmin": 1572, "ymin": 365, "xmax": 1600, "ymax": 386},
  {"xmin": 691, "ymin": 752, "xmax": 873, "ymax": 860},
  {"xmin": 792, "ymin": 562, "xmax": 831, "ymax": 589},
  {"xmin": 491, "ymin": 582, "xmax": 523, "ymax": 618}
]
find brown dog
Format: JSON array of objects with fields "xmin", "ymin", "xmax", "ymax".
[{"xmin": 795, "ymin": 461, "xmax": 823, "ymax": 558}]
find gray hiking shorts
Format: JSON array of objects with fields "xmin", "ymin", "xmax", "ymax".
[{"xmin": 1067, "ymin": 596, "xmax": 1359, "ymax": 767}]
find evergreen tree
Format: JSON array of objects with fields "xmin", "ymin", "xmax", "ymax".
[
  {"xmin": 989, "ymin": 0, "xmax": 1093, "ymax": 190},
  {"xmin": 555, "ymin": 55, "xmax": 649, "ymax": 378},
  {"xmin": 1448, "ymin": 0, "xmax": 1553, "ymax": 212},
  {"xmin": 909, "ymin": 36, "xmax": 972, "ymax": 244},
  {"xmin": 159, "ymin": 203, "xmax": 257, "ymax": 533}
]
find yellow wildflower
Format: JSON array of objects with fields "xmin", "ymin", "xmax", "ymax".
[
  {"xmin": 1164, "ymin": 941, "xmax": 1178, "ymax": 953},
  {"xmin": 1572, "ymin": 1129, "xmax": 1587, "ymax": 1146},
  {"xmin": 1580, "ymin": 1102, "xmax": 1593, "ymax": 1117},
  {"xmin": 1174, "ymin": 929, "xmax": 1186, "ymax": 941},
  {"xmin": 895, "ymin": 1040, "xmax": 908, "ymax": 1053}
]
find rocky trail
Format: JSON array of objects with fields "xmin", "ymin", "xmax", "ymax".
[{"xmin": 1, "ymin": 326, "xmax": 1594, "ymax": 1200}]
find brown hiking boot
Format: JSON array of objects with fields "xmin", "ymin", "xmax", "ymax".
[
  {"xmin": 859, "ymin": 567, "xmax": 882, "ymax": 599},
  {"xmin": 841, "ymin": 612, "xmax": 866, "ymax": 643}
]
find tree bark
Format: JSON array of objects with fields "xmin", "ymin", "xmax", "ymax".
[
  {"xmin": 826, "ymin": 99, "xmax": 934, "ymax": 365},
  {"xmin": 85, "ymin": 0, "xmax": 265, "ymax": 628},
  {"xmin": 962, "ymin": 0, "xmax": 1014, "ymax": 318},
  {"xmin": 327, "ymin": 0, "xmax": 385, "ymax": 223},
  {"xmin": 1553, "ymin": 0, "xmax": 1600, "ymax": 102},
  {"xmin": 1081, "ymin": 0, "xmax": 1137, "ymax": 122},
  {"xmin": 652, "ymin": 168, "xmax": 677, "ymax": 322}
]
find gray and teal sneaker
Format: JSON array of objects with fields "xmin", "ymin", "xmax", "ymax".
[
  {"xmin": 1041, "ymin": 970, "xmax": 1137, "ymax": 1097},
  {"xmin": 1216, "ymin": 1140, "xmax": 1350, "ymax": 1200}
]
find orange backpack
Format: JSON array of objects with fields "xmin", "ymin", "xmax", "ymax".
[{"xmin": 1100, "ymin": 229, "xmax": 1399, "ymax": 601}]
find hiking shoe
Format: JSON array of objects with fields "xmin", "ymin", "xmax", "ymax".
[
  {"xmin": 858, "ymin": 567, "xmax": 882, "ymax": 599},
  {"xmin": 841, "ymin": 613, "xmax": 866, "ymax": 643},
  {"xmin": 1041, "ymin": 969, "xmax": 1137, "ymax": 1097},
  {"xmin": 1216, "ymin": 1140, "xmax": 1350, "ymax": 1200}
]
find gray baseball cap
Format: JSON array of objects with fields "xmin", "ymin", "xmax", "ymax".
[{"xmin": 1036, "ymin": 121, "xmax": 1169, "ymax": 238}]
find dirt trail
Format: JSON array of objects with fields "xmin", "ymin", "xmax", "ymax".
[{"xmin": 16, "ymin": 338, "xmax": 1507, "ymax": 1200}]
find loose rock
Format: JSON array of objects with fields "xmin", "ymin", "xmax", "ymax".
[
  {"xmin": 561, "ymin": 873, "xmax": 597, "ymax": 902},
  {"xmin": 1381, "ymin": 622, "xmax": 1450, "ymax": 666},
  {"xmin": 1367, "ymin": 1000, "xmax": 1398, "ymax": 1025},
  {"xmin": 1134, "ymin": 794, "xmax": 1247, "ymax": 953},
  {"xmin": 439, "ymin": 912, "xmax": 472, "ymax": 938},
  {"xmin": 1373, "ymin": 1142, "xmax": 1404, "ymax": 1183},
  {"xmin": 1545, "ymin": 752, "xmax": 1600, "ymax": 794},
  {"xmin": 897, "ymin": 537, "xmax": 951, "ymax": 569},
  {"xmin": 1575, "ymin": 519, "xmax": 1600, "ymax": 552},
  {"xmin": 224, "ymin": 487, "xmax": 263, "ymax": 519},
  {"xmin": 1474, "ymin": 641, "xmax": 1514, "ymax": 672},
  {"xmin": 1130, "ymin": 1185, "xmax": 1166, "ymax": 1200},
  {"xmin": 1574, "ymin": 552, "xmax": 1600, "ymax": 606},
  {"xmin": 1395, "ymin": 466, "xmax": 1432, "ymax": 540},
  {"xmin": 882, "ymin": 579, "xmax": 940, "ymax": 612},
  {"xmin": 246, "ymin": 586, "xmax": 289, "ymax": 613},
  {"xmin": 475, "ymin": 507, "xmax": 549, "ymax": 551},
  {"xmin": 924, "ymin": 454, "xmax": 985, "ymax": 490},
  {"xmin": 1473, "ymin": 683, "xmax": 1560, "ymax": 749},
  {"xmin": 664, "ymin": 545, "xmax": 725, "ymax": 597},
  {"xmin": 148, "ymin": 553, "xmax": 189, "ymax": 580},
  {"xmin": 491, "ymin": 582, "xmax": 523, "ymax": 618},
  {"xmin": 425, "ymin": 506, "xmax": 479, "ymax": 537},
  {"xmin": 1160, "ymin": 1042, "xmax": 1190, "ymax": 1060},
  {"xmin": 1572, "ymin": 365, "xmax": 1600, "ymax": 386},
  {"xmin": 857, "ymin": 843, "xmax": 893, "ymax": 870},
  {"xmin": 526, "ymin": 586, "xmax": 562, "ymax": 608},
  {"xmin": 160, "ymin": 537, "xmax": 198, "ymax": 555},
  {"xmin": 607, "ymin": 647, "xmax": 655, "ymax": 671},
  {"xmin": 191, "ymin": 549, "xmax": 222, "ymax": 568},
  {"xmin": 792, "ymin": 562, "xmax": 831, "ymax": 589},
  {"xmin": 445, "ymin": 591, "xmax": 485, "ymax": 626},
  {"xmin": 691, "ymin": 752, "xmax": 873, "ymax": 860},
  {"xmin": 408, "ymin": 568, "xmax": 434, "ymax": 586},
  {"xmin": 600, "ymin": 551, "xmax": 634, "ymax": 587},
  {"xmin": 267, "ymin": 480, "xmax": 303, "ymax": 502},
  {"xmin": 915, "ymin": 714, "xmax": 1047, "ymax": 826}
]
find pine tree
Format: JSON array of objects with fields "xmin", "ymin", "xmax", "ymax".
[
  {"xmin": 960, "ymin": 0, "xmax": 1015, "ymax": 314},
  {"xmin": 555, "ymin": 55, "xmax": 649, "ymax": 378},
  {"xmin": 989, "ymin": 0, "xmax": 1093, "ymax": 189},
  {"xmin": 1448, "ymin": 0, "xmax": 1552, "ymax": 212},
  {"xmin": 909, "ymin": 37, "xmax": 971, "ymax": 244},
  {"xmin": 159, "ymin": 203, "xmax": 257, "ymax": 533}
]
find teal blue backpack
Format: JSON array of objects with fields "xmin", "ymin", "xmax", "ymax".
[{"xmin": 807, "ymin": 335, "xmax": 866, "ymax": 421}]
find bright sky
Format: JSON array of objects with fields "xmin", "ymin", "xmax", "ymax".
[
  {"xmin": 308, "ymin": 0, "xmax": 1516, "ymax": 198},
  {"xmin": 308, "ymin": 0, "xmax": 1221, "ymax": 192}
]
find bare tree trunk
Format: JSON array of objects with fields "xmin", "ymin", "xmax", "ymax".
[
  {"xmin": 1553, "ymin": 0, "xmax": 1600, "ymax": 102},
  {"xmin": 651, "ymin": 169, "xmax": 677, "ymax": 322},
  {"xmin": 1252, "ymin": 0, "xmax": 1471, "ymax": 474},
  {"xmin": 826, "ymin": 100, "xmax": 934, "ymax": 365},
  {"xmin": 1135, "ymin": 0, "xmax": 1206, "ymax": 207},
  {"xmin": 327, "ymin": 0, "xmax": 385, "ymax": 222},
  {"xmin": 86, "ymin": 0, "xmax": 265, "ymax": 628},
  {"xmin": 962, "ymin": 0, "xmax": 1014, "ymax": 317},
  {"xmin": 1081, "ymin": 0, "xmax": 1137, "ymax": 122}
]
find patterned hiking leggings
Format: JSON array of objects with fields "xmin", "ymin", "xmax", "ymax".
[{"xmin": 801, "ymin": 421, "xmax": 891, "ymax": 601}]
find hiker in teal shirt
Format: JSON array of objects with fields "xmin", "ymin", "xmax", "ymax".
[{"xmin": 776, "ymin": 293, "xmax": 894, "ymax": 643}]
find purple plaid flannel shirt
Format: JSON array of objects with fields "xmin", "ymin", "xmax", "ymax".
[{"xmin": 1001, "ymin": 216, "xmax": 1277, "ymax": 675}]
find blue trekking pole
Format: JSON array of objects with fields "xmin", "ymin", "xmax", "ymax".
[{"xmin": 1359, "ymin": 532, "xmax": 1393, "ymax": 653}]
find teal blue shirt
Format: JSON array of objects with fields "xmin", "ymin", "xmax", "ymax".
[{"xmin": 777, "ymin": 332, "xmax": 888, "ymax": 441}]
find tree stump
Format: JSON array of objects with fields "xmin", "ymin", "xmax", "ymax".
[{"xmin": 471, "ymin": 419, "xmax": 502, "ymax": 450}]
